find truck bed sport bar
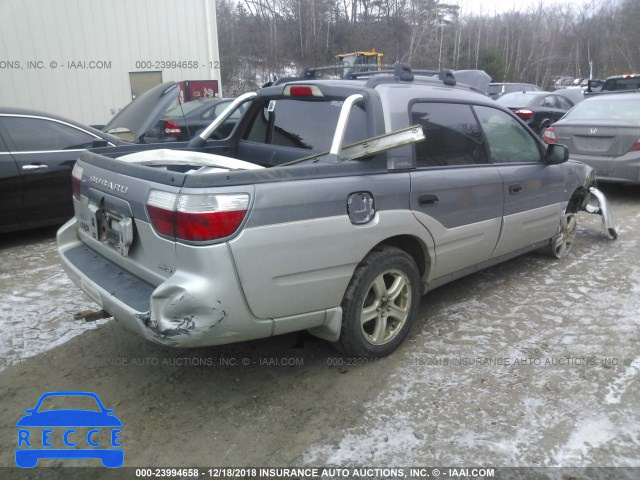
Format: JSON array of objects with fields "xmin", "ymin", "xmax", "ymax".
[
  {"xmin": 186, "ymin": 89, "xmax": 425, "ymax": 167},
  {"xmin": 187, "ymin": 91, "xmax": 258, "ymax": 148},
  {"xmin": 281, "ymin": 93, "xmax": 425, "ymax": 165}
]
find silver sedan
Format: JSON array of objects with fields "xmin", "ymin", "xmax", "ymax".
[{"xmin": 543, "ymin": 92, "xmax": 640, "ymax": 184}]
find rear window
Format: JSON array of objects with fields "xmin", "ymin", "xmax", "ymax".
[
  {"xmin": 242, "ymin": 98, "xmax": 368, "ymax": 151},
  {"xmin": 487, "ymin": 85, "xmax": 503, "ymax": 95},
  {"xmin": 603, "ymin": 77, "xmax": 640, "ymax": 91},
  {"xmin": 496, "ymin": 93, "xmax": 535, "ymax": 107},
  {"xmin": 565, "ymin": 98, "xmax": 640, "ymax": 121}
]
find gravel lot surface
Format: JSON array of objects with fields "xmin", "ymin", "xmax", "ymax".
[{"xmin": 1, "ymin": 184, "xmax": 638, "ymax": 480}]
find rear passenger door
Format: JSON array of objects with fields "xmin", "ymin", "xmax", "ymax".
[
  {"xmin": 473, "ymin": 106, "xmax": 565, "ymax": 258},
  {"xmin": 409, "ymin": 102, "xmax": 504, "ymax": 279}
]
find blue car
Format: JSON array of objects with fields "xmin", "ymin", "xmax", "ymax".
[{"xmin": 16, "ymin": 391, "xmax": 123, "ymax": 468}]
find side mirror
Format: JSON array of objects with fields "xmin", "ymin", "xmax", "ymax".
[
  {"xmin": 546, "ymin": 143, "xmax": 569, "ymax": 165},
  {"xmin": 92, "ymin": 139, "xmax": 109, "ymax": 148}
]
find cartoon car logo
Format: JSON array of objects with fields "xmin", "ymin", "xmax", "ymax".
[{"xmin": 16, "ymin": 391, "xmax": 123, "ymax": 468}]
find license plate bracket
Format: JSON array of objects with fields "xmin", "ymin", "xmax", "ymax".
[{"xmin": 98, "ymin": 209, "xmax": 133, "ymax": 256}]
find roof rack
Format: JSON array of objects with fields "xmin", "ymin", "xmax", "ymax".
[
  {"xmin": 346, "ymin": 64, "xmax": 415, "ymax": 82},
  {"xmin": 353, "ymin": 66, "xmax": 457, "ymax": 88},
  {"xmin": 299, "ymin": 63, "xmax": 403, "ymax": 80},
  {"xmin": 277, "ymin": 64, "xmax": 457, "ymax": 87},
  {"xmin": 264, "ymin": 64, "xmax": 492, "ymax": 93}
]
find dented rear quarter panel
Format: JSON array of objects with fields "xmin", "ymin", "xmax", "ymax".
[{"xmin": 228, "ymin": 171, "xmax": 437, "ymax": 319}]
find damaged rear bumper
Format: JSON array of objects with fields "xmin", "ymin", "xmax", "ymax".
[
  {"xmin": 57, "ymin": 218, "xmax": 274, "ymax": 347},
  {"xmin": 57, "ymin": 218, "xmax": 342, "ymax": 347}
]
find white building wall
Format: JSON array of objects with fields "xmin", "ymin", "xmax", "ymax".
[{"xmin": 0, "ymin": 0, "xmax": 221, "ymax": 125}]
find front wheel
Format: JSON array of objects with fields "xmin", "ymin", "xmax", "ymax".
[
  {"xmin": 546, "ymin": 212, "xmax": 578, "ymax": 259},
  {"xmin": 337, "ymin": 246, "xmax": 421, "ymax": 358}
]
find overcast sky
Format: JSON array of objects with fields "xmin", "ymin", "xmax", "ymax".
[{"xmin": 454, "ymin": 0, "xmax": 594, "ymax": 16}]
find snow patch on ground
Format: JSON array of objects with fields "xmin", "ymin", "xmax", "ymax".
[
  {"xmin": 605, "ymin": 357, "xmax": 640, "ymax": 405},
  {"xmin": 0, "ymin": 235, "xmax": 102, "ymax": 371},
  {"xmin": 552, "ymin": 417, "xmax": 618, "ymax": 465},
  {"xmin": 302, "ymin": 218, "xmax": 640, "ymax": 467}
]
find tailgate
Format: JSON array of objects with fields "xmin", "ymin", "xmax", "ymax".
[{"xmin": 70, "ymin": 151, "xmax": 184, "ymax": 286}]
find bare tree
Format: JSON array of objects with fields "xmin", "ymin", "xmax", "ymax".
[{"xmin": 215, "ymin": 0, "xmax": 634, "ymax": 94}]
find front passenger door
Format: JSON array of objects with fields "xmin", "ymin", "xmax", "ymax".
[{"xmin": 474, "ymin": 106, "xmax": 565, "ymax": 258}]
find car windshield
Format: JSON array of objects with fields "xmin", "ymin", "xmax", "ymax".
[
  {"xmin": 37, "ymin": 394, "xmax": 101, "ymax": 412},
  {"xmin": 496, "ymin": 93, "xmax": 536, "ymax": 107},
  {"xmin": 565, "ymin": 98, "xmax": 640, "ymax": 121}
]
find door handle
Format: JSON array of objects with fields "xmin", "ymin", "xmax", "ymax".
[
  {"xmin": 508, "ymin": 184, "xmax": 522, "ymax": 195},
  {"xmin": 22, "ymin": 164, "xmax": 49, "ymax": 171},
  {"xmin": 418, "ymin": 194, "xmax": 439, "ymax": 206}
]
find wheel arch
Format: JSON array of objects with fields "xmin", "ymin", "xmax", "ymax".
[
  {"xmin": 567, "ymin": 186, "xmax": 589, "ymax": 213},
  {"xmin": 372, "ymin": 234, "xmax": 431, "ymax": 280},
  {"xmin": 537, "ymin": 118, "xmax": 552, "ymax": 135}
]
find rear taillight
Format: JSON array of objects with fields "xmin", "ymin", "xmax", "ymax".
[
  {"xmin": 629, "ymin": 139, "xmax": 640, "ymax": 152},
  {"xmin": 147, "ymin": 191, "xmax": 177, "ymax": 237},
  {"xmin": 514, "ymin": 108, "xmax": 534, "ymax": 119},
  {"xmin": 164, "ymin": 120, "xmax": 181, "ymax": 136},
  {"xmin": 147, "ymin": 190, "xmax": 249, "ymax": 242},
  {"xmin": 72, "ymin": 163, "xmax": 83, "ymax": 200},
  {"xmin": 542, "ymin": 126, "xmax": 557, "ymax": 144}
]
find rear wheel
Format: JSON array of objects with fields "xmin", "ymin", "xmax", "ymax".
[{"xmin": 337, "ymin": 246, "xmax": 421, "ymax": 358}]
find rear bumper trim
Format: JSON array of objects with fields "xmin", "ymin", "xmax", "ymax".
[{"xmin": 63, "ymin": 246, "xmax": 155, "ymax": 312}]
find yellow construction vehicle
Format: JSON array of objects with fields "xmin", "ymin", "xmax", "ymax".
[{"xmin": 335, "ymin": 50, "xmax": 383, "ymax": 78}]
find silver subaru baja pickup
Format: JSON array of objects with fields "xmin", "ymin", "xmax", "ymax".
[{"xmin": 57, "ymin": 68, "xmax": 617, "ymax": 358}]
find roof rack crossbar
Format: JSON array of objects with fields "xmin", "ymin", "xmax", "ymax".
[
  {"xmin": 267, "ymin": 65, "xmax": 459, "ymax": 89},
  {"xmin": 301, "ymin": 63, "xmax": 412, "ymax": 80}
]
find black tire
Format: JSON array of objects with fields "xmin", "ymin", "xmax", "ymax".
[
  {"xmin": 542, "ymin": 211, "xmax": 578, "ymax": 259},
  {"xmin": 336, "ymin": 245, "xmax": 421, "ymax": 358}
]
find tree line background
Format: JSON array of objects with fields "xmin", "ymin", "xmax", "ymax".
[{"xmin": 215, "ymin": 0, "xmax": 640, "ymax": 95}]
